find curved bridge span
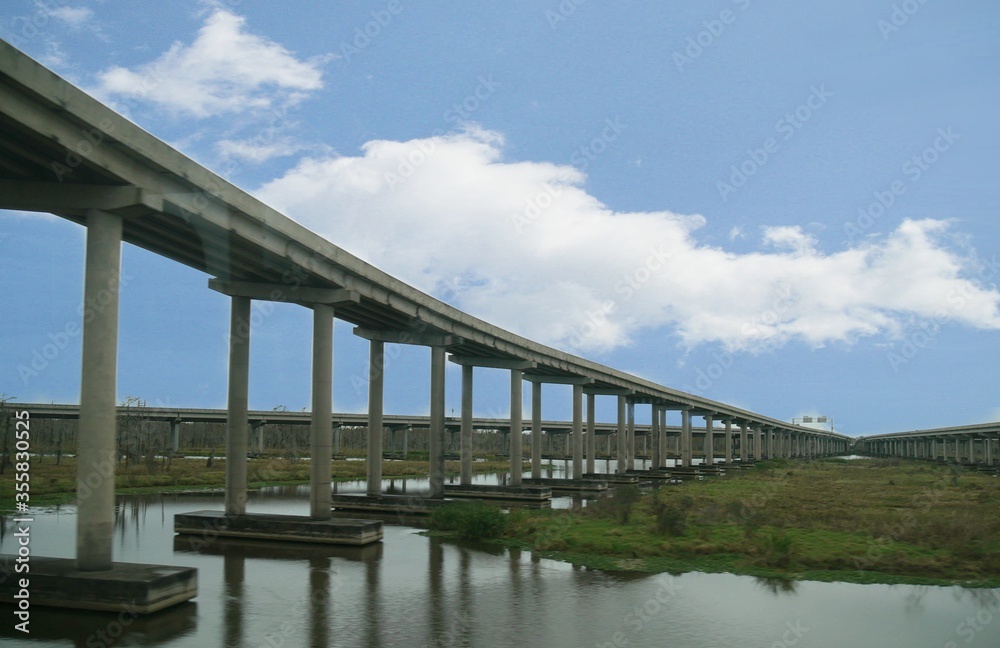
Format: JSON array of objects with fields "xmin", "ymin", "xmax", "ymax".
[{"xmin": 0, "ymin": 41, "xmax": 847, "ymax": 609}]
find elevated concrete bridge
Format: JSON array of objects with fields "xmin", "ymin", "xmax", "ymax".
[
  {"xmin": 855, "ymin": 422, "xmax": 999, "ymax": 466},
  {"xmin": 0, "ymin": 40, "xmax": 848, "ymax": 610}
]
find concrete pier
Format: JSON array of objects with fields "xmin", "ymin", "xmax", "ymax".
[
  {"xmin": 627, "ymin": 400, "xmax": 636, "ymax": 471},
  {"xmin": 532, "ymin": 381, "xmax": 543, "ymax": 479},
  {"xmin": 461, "ymin": 364, "xmax": 473, "ymax": 485},
  {"xmin": 616, "ymin": 394, "xmax": 627, "ymax": 472},
  {"xmin": 76, "ymin": 209, "xmax": 122, "ymax": 571},
  {"xmin": 704, "ymin": 414, "xmax": 714, "ymax": 466},
  {"xmin": 572, "ymin": 383, "xmax": 583, "ymax": 479},
  {"xmin": 367, "ymin": 340, "xmax": 384, "ymax": 496},
  {"xmin": 225, "ymin": 296, "xmax": 251, "ymax": 516},
  {"xmin": 724, "ymin": 418, "xmax": 733, "ymax": 464},
  {"xmin": 310, "ymin": 304, "xmax": 334, "ymax": 519},
  {"xmin": 651, "ymin": 403, "xmax": 661, "ymax": 470},
  {"xmin": 429, "ymin": 346, "xmax": 446, "ymax": 498},
  {"xmin": 586, "ymin": 392, "xmax": 596, "ymax": 476},
  {"xmin": 681, "ymin": 408, "xmax": 692, "ymax": 467},
  {"xmin": 510, "ymin": 369, "xmax": 524, "ymax": 486}
]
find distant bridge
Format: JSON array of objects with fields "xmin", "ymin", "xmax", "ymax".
[{"xmin": 855, "ymin": 422, "xmax": 999, "ymax": 465}]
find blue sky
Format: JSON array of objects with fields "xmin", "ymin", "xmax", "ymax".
[{"xmin": 1, "ymin": 0, "xmax": 998, "ymax": 435}]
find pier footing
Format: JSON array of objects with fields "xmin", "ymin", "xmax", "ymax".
[
  {"xmin": 443, "ymin": 484, "xmax": 552, "ymax": 501},
  {"xmin": 0, "ymin": 555, "xmax": 196, "ymax": 613},
  {"xmin": 173, "ymin": 510, "xmax": 383, "ymax": 546}
]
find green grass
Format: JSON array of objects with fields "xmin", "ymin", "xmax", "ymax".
[{"xmin": 488, "ymin": 459, "xmax": 1000, "ymax": 587}]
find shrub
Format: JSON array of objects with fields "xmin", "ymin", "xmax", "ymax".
[
  {"xmin": 429, "ymin": 501, "xmax": 508, "ymax": 540},
  {"xmin": 755, "ymin": 529, "xmax": 796, "ymax": 568},
  {"xmin": 651, "ymin": 495, "xmax": 693, "ymax": 537},
  {"xmin": 587, "ymin": 485, "xmax": 642, "ymax": 524}
]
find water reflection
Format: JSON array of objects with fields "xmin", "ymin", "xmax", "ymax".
[
  {"xmin": 0, "ymin": 601, "xmax": 197, "ymax": 646},
  {"xmin": 754, "ymin": 576, "xmax": 799, "ymax": 595},
  {"xmin": 4, "ymin": 487, "xmax": 1000, "ymax": 648}
]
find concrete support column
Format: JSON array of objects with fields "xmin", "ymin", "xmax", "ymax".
[
  {"xmin": 310, "ymin": 303, "xmax": 334, "ymax": 519},
  {"xmin": 225, "ymin": 295, "xmax": 251, "ymax": 517},
  {"xmin": 572, "ymin": 384, "xmax": 583, "ymax": 479},
  {"xmin": 739, "ymin": 424, "xmax": 748, "ymax": 462},
  {"xmin": 626, "ymin": 400, "xmax": 635, "ymax": 471},
  {"xmin": 650, "ymin": 404, "xmax": 661, "ymax": 470},
  {"xmin": 367, "ymin": 340, "xmax": 384, "ymax": 496},
  {"xmin": 171, "ymin": 420, "xmax": 181, "ymax": 454},
  {"xmin": 509, "ymin": 370, "xmax": 523, "ymax": 486},
  {"xmin": 681, "ymin": 409, "xmax": 692, "ymax": 467},
  {"xmin": 659, "ymin": 409, "xmax": 667, "ymax": 469},
  {"xmin": 586, "ymin": 392, "xmax": 596, "ymax": 476},
  {"xmin": 704, "ymin": 415, "xmax": 714, "ymax": 466},
  {"xmin": 460, "ymin": 364, "xmax": 473, "ymax": 486},
  {"xmin": 954, "ymin": 437, "xmax": 961, "ymax": 463},
  {"xmin": 76, "ymin": 210, "xmax": 122, "ymax": 572},
  {"xmin": 616, "ymin": 395, "xmax": 627, "ymax": 473},
  {"xmin": 255, "ymin": 424, "xmax": 264, "ymax": 455},
  {"xmin": 531, "ymin": 382, "xmax": 542, "ymax": 479},
  {"xmin": 987, "ymin": 437, "xmax": 993, "ymax": 465},
  {"xmin": 724, "ymin": 419, "xmax": 733, "ymax": 464},
  {"xmin": 429, "ymin": 346, "xmax": 446, "ymax": 498}
]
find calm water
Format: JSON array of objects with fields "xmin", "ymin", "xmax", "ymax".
[{"xmin": 2, "ymin": 471, "xmax": 999, "ymax": 648}]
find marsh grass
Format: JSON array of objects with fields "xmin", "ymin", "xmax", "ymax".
[{"xmin": 497, "ymin": 459, "xmax": 1000, "ymax": 586}]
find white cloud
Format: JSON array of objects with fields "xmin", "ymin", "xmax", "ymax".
[
  {"xmin": 255, "ymin": 129, "xmax": 1000, "ymax": 355},
  {"xmin": 216, "ymin": 136, "xmax": 314, "ymax": 164},
  {"xmin": 48, "ymin": 6, "xmax": 94, "ymax": 27},
  {"xmin": 91, "ymin": 9, "xmax": 329, "ymax": 118}
]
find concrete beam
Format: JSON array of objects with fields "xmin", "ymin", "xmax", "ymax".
[
  {"xmin": 523, "ymin": 375, "xmax": 595, "ymax": 385},
  {"xmin": 209, "ymin": 279, "xmax": 360, "ymax": 306},
  {"xmin": 0, "ymin": 179, "xmax": 163, "ymax": 217},
  {"xmin": 354, "ymin": 328, "xmax": 464, "ymax": 348},
  {"xmin": 582, "ymin": 387, "xmax": 634, "ymax": 396},
  {"xmin": 448, "ymin": 355, "xmax": 536, "ymax": 370}
]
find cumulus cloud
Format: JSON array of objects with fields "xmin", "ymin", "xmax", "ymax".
[
  {"xmin": 254, "ymin": 129, "xmax": 1000, "ymax": 354},
  {"xmin": 91, "ymin": 9, "xmax": 329, "ymax": 118}
]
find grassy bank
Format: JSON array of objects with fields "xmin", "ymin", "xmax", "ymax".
[
  {"xmin": 0, "ymin": 456, "xmax": 518, "ymax": 512},
  {"xmin": 428, "ymin": 459, "xmax": 1000, "ymax": 587}
]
